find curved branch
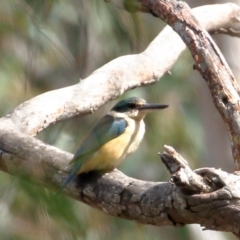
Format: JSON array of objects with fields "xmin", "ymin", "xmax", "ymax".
[{"xmin": 6, "ymin": 3, "xmax": 240, "ymax": 136}]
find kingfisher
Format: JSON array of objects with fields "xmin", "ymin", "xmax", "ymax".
[{"xmin": 62, "ymin": 97, "xmax": 168, "ymax": 189}]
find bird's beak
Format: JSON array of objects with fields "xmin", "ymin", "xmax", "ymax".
[{"xmin": 138, "ymin": 103, "xmax": 169, "ymax": 113}]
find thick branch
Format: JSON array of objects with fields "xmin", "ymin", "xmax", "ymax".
[
  {"xmin": 2, "ymin": 129, "xmax": 240, "ymax": 234},
  {"xmin": 5, "ymin": 3, "xmax": 240, "ymax": 136},
  {"xmin": 60, "ymin": 146, "xmax": 240, "ymax": 235}
]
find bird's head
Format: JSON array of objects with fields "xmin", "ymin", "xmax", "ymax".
[{"xmin": 111, "ymin": 97, "xmax": 168, "ymax": 120}]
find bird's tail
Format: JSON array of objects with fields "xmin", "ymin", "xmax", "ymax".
[
  {"xmin": 56, "ymin": 173, "xmax": 76, "ymax": 196},
  {"xmin": 57, "ymin": 161, "xmax": 82, "ymax": 195},
  {"xmin": 61, "ymin": 173, "xmax": 75, "ymax": 190}
]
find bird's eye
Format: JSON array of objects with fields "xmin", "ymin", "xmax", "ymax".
[{"xmin": 128, "ymin": 103, "xmax": 136, "ymax": 109}]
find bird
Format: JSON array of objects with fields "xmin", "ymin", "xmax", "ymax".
[{"xmin": 61, "ymin": 97, "xmax": 168, "ymax": 189}]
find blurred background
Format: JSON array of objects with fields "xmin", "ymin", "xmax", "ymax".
[{"xmin": 0, "ymin": 0, "xmax": 238, "ymax": 239}]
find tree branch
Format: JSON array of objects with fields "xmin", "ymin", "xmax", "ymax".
[{"xmin": 6, "ymin": 3, "xmax": 240, "ymax": 136}]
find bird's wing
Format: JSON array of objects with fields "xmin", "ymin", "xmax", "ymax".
[{"xmin": 72, "ymin": 114, "xmax": 127, "ymax": 162}]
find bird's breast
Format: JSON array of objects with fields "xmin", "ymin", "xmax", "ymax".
[
  {"xmin": 125, "ymin": 119, "xmax": 145, "ymax": 154},
  {"xmin": 79, "ymin": 119, "xmax": 145, "ymax": 173}
]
